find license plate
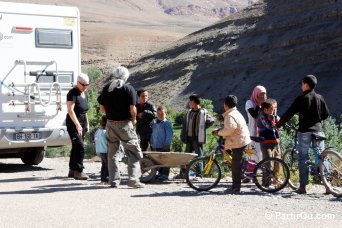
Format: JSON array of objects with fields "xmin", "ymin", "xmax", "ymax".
[{"xmin": 14, "ymin": 132, "xmax": 41, "ymax": 140}]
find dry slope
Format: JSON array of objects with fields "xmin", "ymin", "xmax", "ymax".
[{"xmin": 128, "ymin": 0, "xmax": 342, "ymax": 117}]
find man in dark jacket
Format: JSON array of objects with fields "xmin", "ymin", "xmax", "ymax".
[
  {"xmin": 276, "ymin": 75, "xmax": 330, "ymax": 194},
  {"xmin": 136, "ymin": 89, "xmax": 156, "ymax": 151}
]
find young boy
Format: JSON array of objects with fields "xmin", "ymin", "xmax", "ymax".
[
  {"xmin": 212, "ymin": 95, "xmax": 250, "ymax": 194},
  {"xmin": 94, "ymin": 115, "xmax": 109, "ymax": 184},
  {"xmin": 258, "ymin": 99, "xmax": 281, "ymax": 186},
  {"xmin": 150, "ymin": 106, "xmax": 173, "ymax": 181}
]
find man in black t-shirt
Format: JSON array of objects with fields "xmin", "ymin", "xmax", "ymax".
[{"xmin": 97, "ymin": 66, "xmax": 144, "ymax": 188}]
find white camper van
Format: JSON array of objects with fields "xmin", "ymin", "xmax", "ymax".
[{"xmin": 0, "ymin": 2, "xmax": 81, "ymax": 165}]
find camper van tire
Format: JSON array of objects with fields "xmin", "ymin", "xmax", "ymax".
[{"xmin": 20, "ymin": 147, "xmax": 45, "ymax": 165}]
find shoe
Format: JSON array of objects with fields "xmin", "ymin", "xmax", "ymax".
[
  {"xmin": 74, "ymin": 171, "xmax": 88, "ymax": 180},
  {"xmin": 223, "ymin": 188, "xmax": 241, "ymax": 194},
  {"xmin": 242, "ymin": 178, "xmax": 251, "ymax": 183},
  {"xmin": 174, "ymin": 173, "xmax": 186, "ymax": 179},
  {"xmin": 109, "ymin": 182, "xmax": 119, "ymax": 188},
  {"xmin": 128, "ymin": 181, "xmax": 145, "ymax": 188},
  {"xmin": 294, "ymin": 187, "xmax": 307, "ymax": 194},
  {"xmin": 268, "ymin": 184, "xmax": 275, "ymax": 190},
  {"xmin": 68, "ymin": 169, "xmax": 74, "ymax": 178},
  {"xmin": 157, "ymin": 175, "xmax": 169, "ymax": 181}
]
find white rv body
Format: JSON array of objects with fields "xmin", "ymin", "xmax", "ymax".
[{"xmin": 0, "ymin": 2, "xmax": 80, "ymax": 164}]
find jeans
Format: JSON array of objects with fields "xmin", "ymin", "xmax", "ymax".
[
  {"xmin": 99, "ymin": 153, "xmax": 109, "ymax": 182},
  {"xmin": 106, "ymin": 121, "xmax": 143, "ymax": 186},
  {"xmin": 297, "ymin": 131, "xmax": 325, "ymax": 187},
  {"xmin": 66, "ymin": 114, "xmax": 87, "ymax": 172}
]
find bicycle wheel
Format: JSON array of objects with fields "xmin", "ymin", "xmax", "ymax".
[
  {"xmin": 319, "ymin": 149, "xmax": 342, "ymax": 197},
  {"xmin": 186, "ymin": 156, "xmax": 221, "ymax": 191},
  {"xmin": 254, "ymin": 157, "xmax": 290, "ymax": 193},
  {"xmin": 282, "ymin": 148, "xmax": 300, "ymax": 190}
]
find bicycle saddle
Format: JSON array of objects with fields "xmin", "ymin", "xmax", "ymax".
[{"xmin": 311, "ymin": 133, "xmax": 326, "ymax": 141}]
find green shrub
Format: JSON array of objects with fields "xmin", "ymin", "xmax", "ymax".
[{"xmin": 171, "ymin": 135, "xmax": 184, "ymax": 152}]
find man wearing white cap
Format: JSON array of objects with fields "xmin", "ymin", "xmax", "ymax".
[
  {"xmin": 97, "ymin": 66, "xmax": 144, "ymax": 188},
  {"xmin": 66, "ymin": 73, "xmax": 90, "ymax": 180}
]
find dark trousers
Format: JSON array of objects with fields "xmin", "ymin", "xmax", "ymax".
[
  {"xmin": 99, "ymin": 153, "xmax": 109, "ymax": 182},
  {"xmin": 140, "ymin": 138, "xmax": 151, "ymax": 151},
  {"xmin": 231, "ymin": 145, "xmax": 247, "ymax": 190},
  {"xmin": 180, "ymin": 137, "xmax": 204, "ymax": 175},
  {"xmin": 152, "ymin": 147, "xmax": 170, "ymax": 177},
  {"xmin": 185, "ymin": 137, "xmax": 204, "ymax": 157},
  {"xmin": 66, "ymin": 114, "xmax": 87, "ymax": 172}
]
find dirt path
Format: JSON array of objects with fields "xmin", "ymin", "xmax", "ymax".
[{"xmin": 0, "ymin": 158, "xmax": 341, "ymax": 228}]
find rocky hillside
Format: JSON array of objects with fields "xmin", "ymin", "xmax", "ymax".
[{"xmin": 128, "ymin": 0, "xmax": 342, "ymax": 118}]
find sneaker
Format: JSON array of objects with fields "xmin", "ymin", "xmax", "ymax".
[
  {"xmin": 242, "ymin": 178, "xmax": 251, "ymax": 183},
  {"xmin": 268, "ymin": 184, "xmax": 275, "ymax": 190},
  {"xmin": 223, "ymin": 188, "xmax": 241, "ymax": 194},
  {"xmin": 294, "ymin": 187, "xmax": 307, "ymax": 194},
  {"xmin": 128, "ymin": 181, "xmax": 145, "ymax": 188},
  {"xmin": 74, "ymin": 171, "xmax": 88, "ymax": 180},
  {"xmin": 109, "ymin": 182, "xmax": 119, "ymax": 188},
  {"xmin": 157, "ymin": 175, "xmax": 169, "ymax": 181},
  {"xmin": 174, "ymin": 173, "xmax": 186, "ymax": 179},
  {"xmin": 68, "ymin": 169, "xmax": 74, "ymax": 178}
]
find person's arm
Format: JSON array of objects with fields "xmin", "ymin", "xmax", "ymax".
[
  {"xmin": 67, "ymin": 100, "xmax": 82, "ymax": 135},
  {"xmin": 259, "ymin": 114, "xmax": 272, "ymax": 130},
  {"xmin": 247, "ymin": 106, "xmax": 260, "ymax": 119},
  {"xmin": 320, "ymin": 96, "xmax": 330, "ymax": 120},
  {"xmin": 217, "ymin": 115, "xmax": 236, "ymax": 137},
  {"xmin": 276, "ymin": 97, "xmax": 300, "ymax": 128},
  {"xmin": 99, "ymin": 104, "xmax": 106, "ymax": 114},
  {"xmin": 205, "ymin": 111, "xmax": 215, "ymax": 128},
  {"xmin": 163, "ymin": 121, "xmax": 173, "ymax": 151},
  {"xmin": 130, "ymin": 105, "xmax": 137, "ymax": 126},
  {"xmin": 85, "ymin": 113, "xmax": 89, "ymax": 133},
  {"xmin": 143, "ymin": 104, "xmax": 157, "ymax": 120}
]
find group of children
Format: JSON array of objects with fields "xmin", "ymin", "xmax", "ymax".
[
  {"xmin": 94, "ymin": 106, "xmax": 173, "ymax": 183},
  {"xmin": 94, "ymin": 93, "xmax": 281, "ymax": 185}
]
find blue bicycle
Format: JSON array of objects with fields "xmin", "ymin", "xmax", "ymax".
[{"xmin": 282, "ymin": 124, "xmax": 342, "ymax": 197}]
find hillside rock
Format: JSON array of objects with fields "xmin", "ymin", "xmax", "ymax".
[{"xmin": 128, "ymin": 0, "xmax": 342, "ymax": 118}]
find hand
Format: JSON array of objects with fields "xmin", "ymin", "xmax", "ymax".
[
  {"xmin": 162, "ymin": 145, "xmax": 170, "ymax": 152},
  {"xmin": 132, "ymin": 119, "xmax": 137, "ymax": 126},
  {"xmin": 212, "ymin": 130, "xmax": 219, "ymax": 136},
  {"xmin": 137, "ymin": 113, "xmax": 143, "ymax": 119},
  {"xmin": 76, "ymin": 125, "xmax": 83, "ymax": 136}
]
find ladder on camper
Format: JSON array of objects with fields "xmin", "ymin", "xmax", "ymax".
[{"xmin": 7, "ymin": 60, "xmax": 73, "ymax": 113}]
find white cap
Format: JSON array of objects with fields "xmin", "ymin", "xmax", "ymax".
[{"xmin": 77, "ymin": 73, "xmax": 89, "ymax": 84}]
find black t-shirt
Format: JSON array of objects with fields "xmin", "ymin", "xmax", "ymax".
[
  {"xmin": 97, "ymin": 84, "xmax": 137, "ymax": 121},
  {"xmin": 66, "ymin": 87, "xmax": 88, "ymax": 116}
]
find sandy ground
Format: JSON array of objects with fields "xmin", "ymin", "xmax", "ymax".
[{"xmin": 0, "ymin": 157, "xmax": 341, "ymax": 228}]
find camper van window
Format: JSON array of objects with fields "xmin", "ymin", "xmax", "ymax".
[{"xmin": 35, "ymin": 28, "xmax": 73, "ymax": 49}]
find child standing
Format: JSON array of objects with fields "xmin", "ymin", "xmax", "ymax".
[
  {"xmin": 150, "ymin": 106, "xmax": 173, "ymax": 181},
  {"xmin": 94, "ymin": 116, "xmax": 109, "ymax": 184},
  {"xmin": 258, "ymin": 99, "xmax": 281, "ymax": 186}
]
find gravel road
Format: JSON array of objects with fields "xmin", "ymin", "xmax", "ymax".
[{"xmin": 0, "ymin": 157, "xmax": 341, "ymax": 228}]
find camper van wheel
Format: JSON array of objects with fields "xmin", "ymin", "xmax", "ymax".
[{"xmin": 21, "ymin": 148, "xmax": 45, "ymax": 165}]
